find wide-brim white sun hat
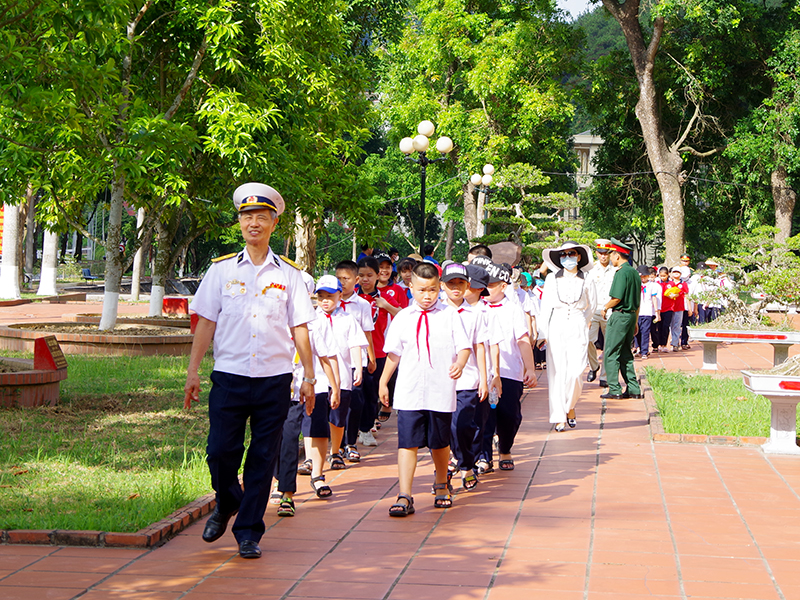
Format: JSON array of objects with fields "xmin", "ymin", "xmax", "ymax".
[{"xmin": 542, "ymin": 241, "xmax": 594, "ymax": 274}]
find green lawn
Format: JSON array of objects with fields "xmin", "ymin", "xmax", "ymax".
[
  {"xmin": 1, "ymin": 353, "xmax": 215, "ymax": 532},
  {"xmin": 644, "ymin": 367, "xmax": 784, "ymax": 437}
]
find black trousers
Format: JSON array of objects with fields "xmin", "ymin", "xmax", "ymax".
[
  {"xmin": 476, "ymin": 377, "xmax": 523, "ymax": 461},
  {"xmin": 206, "ymin": 371, "xmax": 291, "ymax": 544},
  {"xmin": 276, "ymin": 401, "xmax": 304, "ymax": 494},
  {"xmin": 452, "ymin": 389, "xmax": 480, "ymax": 471}
]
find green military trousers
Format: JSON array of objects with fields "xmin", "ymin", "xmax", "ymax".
[{"xmin": 603, "ymin": 311, "xmax": 640, "ymax": 396}]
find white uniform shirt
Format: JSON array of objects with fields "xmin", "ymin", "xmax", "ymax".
[
  {"xmin": 452, "ymin": 302, "xmax": 491, "ymax": 391},
  {"xmin": 340, "ymin": 291, "xmax": 374, "ymax": 366},
  {"xmin": 309, "ymin": 315, "xmax": 339, "ymax": 394},
  {"xmin": 190, "ymin": 248, "xmax": 315, "ymax": 378},
  {"xmin": 588, "ymin": 262, "xmax": 616, "ymax": 317},
  {"xmin": 317, "ymin": 306, "xmax": 368, "ymax": 391},
  {"xmin": 515, "ymin": 286, "xmax": 537, "ymax": 317},
  {"xmin": 383, "ymin": 301, "xmax": 470, "ymax": 412},
  {"xmin": 482, "ymin": 297, "xmax": 530, "ymax": 382},
  {"xmin": 640, "ymin": 281, "xmax": 661, "ymax": 317}
]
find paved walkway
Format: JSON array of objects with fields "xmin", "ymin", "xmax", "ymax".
[{"xmin": 2, "ymin": 303, "xmax": 800, "ymax": 600}]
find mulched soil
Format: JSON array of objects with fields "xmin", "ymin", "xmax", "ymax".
[{"xmin": 13, "ymin": 323, "xmax": 189, "ymax": 336}]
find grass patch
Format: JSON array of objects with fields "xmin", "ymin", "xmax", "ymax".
[
  {"xmin": 0, "ymin": 353, "xmax": 215, "ymax": 532},
  {"xmin": 644, "ymin": 367, "xmax": 790, "ymax": 437}
]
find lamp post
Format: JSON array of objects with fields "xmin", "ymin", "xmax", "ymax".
[
  {"xmin": 399, "ymin": 120, "xmax": 453, "ymax": 255},
  {"xmin": 470, "ymin": 164, "xmax": 494, "ymax": 237}
]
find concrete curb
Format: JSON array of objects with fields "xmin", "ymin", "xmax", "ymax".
[{"xmin": 0, "ymin": 492, "xmax": 216, "ymax": 549}]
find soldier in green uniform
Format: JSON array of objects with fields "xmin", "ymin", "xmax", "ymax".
[{"xmin": 600, "ymin": 239, "xmax": 643, "ymax": 400}]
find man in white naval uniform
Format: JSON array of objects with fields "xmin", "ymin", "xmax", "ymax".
[{"xmin": 184, "ymin": 183, "xmax": 316, "ymax": 559}]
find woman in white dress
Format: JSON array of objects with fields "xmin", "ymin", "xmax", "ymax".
[{"xmin": 537, "ymin": 241, "xmax": 596, "ymax": 432}]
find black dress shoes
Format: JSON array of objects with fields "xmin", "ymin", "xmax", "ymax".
[
  {"xmin": 598, "ymin": 379, "xmax": 608, "ymax": 388},
  {"xmin": 202, "ymin": 507, "xmax": 237, "ymax": 543},
  {"xmin": 600, "ymin": 392, "xmax": 625, "ymax": 400},
  {"xmin": 624, "ymin": 391, "xmax": 645, "ymax": 399},
  {"xmin": 587, "ymin": 369, "xmax": 598, "ymax": 383},
  {"xmin": 238, "ymin": 539, "xmax": 262, "ymax": 559}
]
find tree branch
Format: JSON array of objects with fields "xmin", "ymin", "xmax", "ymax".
[
  {"xmin": 0, "ymin": 1, "xmax": 41, "ymax": 30},
  {"xmin": 678, "ymin": 145, "xmax": 723, "ymax": 158},
  {"xmin": 164, "ymin": 35, "xmax": 208, "ymax": 120},
  {"xmin": 671, "ymin": 101, "xmax": 700, "ymax": 152},
  {"xmin": 646, "ymin": 16, "xmax": 665, "ymax": 66},
  {"xmin": 50, "ymin": 192, "xmax": 103, "ymax": 247}
]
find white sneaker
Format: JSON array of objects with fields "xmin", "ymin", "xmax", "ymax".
[{"xmin": 359, "ymin": 431, "xmax": 378, "ymax": 446}]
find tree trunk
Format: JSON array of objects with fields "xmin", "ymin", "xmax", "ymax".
[
  {"xmin": 36, "ymin": 228, "xmax": 59, "ymax": 296},
  {"xmin": 61, "ymin": 232, "xmax": 70, "ymax": 263},
  {"xmin": 445, "ymin": 220, "xmax": 455, "ymax": 260},
  {"xmin": 24, "ymin": 192, "xmax": 35, "ymax": 277},
  {"xmin": 148, "ymin": 220, "xmax": 170, "ymax": 317},
  {"xmin": 131, "ymin": 207, "xmax": 146, "ymax": 301},
  {"xmin": 772, "ymin": 165, "xmax": 796, "ymax": 244},
  {"xmin": 0, "ymin": 201, "xmax": 23, "ymax": 299},
  {"xmin": 476, "ymin": 187, "xmax": 487, "ymax": 237},
  {"xmin": 99, "ymin": 174, "xmax": 125, "ymax": 330},
  {"xmin": 462, "ymin": 182, "xmax": 478, "ymax": 241},
  {"xmin": 294, "ymin": 212, "xmax": 317, "ymax": 272},
  {"xmin": 603, "ymin": 0, "xmax": 686, "ymax": 267}
]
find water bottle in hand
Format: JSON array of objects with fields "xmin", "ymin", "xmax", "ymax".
[{"xmin": 488, "ymin": 387, "xmax": 499, "ymax": 409}]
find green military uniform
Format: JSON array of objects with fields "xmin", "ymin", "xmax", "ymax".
[{"xmin": 603, "ymin": 240, "xmax": 641, "ymax": 396}]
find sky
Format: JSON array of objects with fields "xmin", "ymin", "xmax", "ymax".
[{"xmin": 556, "ymin": 0, "xmax": 595, "ymax": 20}]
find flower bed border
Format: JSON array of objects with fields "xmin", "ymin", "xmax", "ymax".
[
  {"xmin": 0, "ymin": 323, "xmax": 193, "ymax": 356},
  {"xmin": 0, "ymin": 492, "xmax": 216, "ymax": 548},
  {"xmin": 641, "ymin": 374, "xmax": 770, "ymax": 447}
]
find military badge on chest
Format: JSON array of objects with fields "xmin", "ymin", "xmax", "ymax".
[{"xmin": 225, "ymin": 279, "xmax": 247, "ymax": 296}]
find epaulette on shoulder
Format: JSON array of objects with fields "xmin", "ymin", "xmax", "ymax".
[
  {"xmin": 279, "ymin": 255, "xmax": 301, "ymax": 270},
  {"xmin": 212, "ymin": 253, "xmax": 237, "ymax": 263}
]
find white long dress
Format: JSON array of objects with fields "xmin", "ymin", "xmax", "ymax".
[{"xmin": 539, "ymin": 270, "xmax": 597, "ymax": 423}]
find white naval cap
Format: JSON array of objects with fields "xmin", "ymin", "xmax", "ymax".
[{"xmin": 233, "ymin": 182, "xmax": 285, "ymax": 216}]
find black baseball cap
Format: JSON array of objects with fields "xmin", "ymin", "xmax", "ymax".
[
  {"xmin": 466, "ymin": 264, "xmax": 489, "ymax": 296},
  {"xmin": 485, "ymin": 262, "xmax": 512, "ymax": 284},
  {"xmin": 441, "ymin": 263, "xmax": 469, "ymax": 283}
]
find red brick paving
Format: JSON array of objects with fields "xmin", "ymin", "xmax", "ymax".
[{"xmin": 2, "ymin": 302, "xmax": 800, "ymax": 599}]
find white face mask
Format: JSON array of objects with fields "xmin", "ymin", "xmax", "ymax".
[{"xmin": 560, "ymin": 256, "xmax": 579, "ymax": 270}]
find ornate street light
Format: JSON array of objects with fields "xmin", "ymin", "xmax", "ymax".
[
  {"xmin": 399, "ymin": 120, "xmax": 453, "ymax": 254},
  {"xmin": 470, "ymin": 164, "xmax": 494, "ymax": 237}
]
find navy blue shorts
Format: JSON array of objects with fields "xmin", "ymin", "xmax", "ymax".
[
  {"xmin": 301, "ymin": 392, "xmax": 330, "ymax": 438},
  {"xmin": 397, "ymin": 409, "xmax": 452, "ymax": 450},
  {"xmin": 329, "ymin": 389, "xmax": 351, "ymax": 428}
]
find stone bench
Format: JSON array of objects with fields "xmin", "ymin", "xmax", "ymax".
[{"xmin": 688, "ymin": 328, "xmax": 800, "ymax": 370}]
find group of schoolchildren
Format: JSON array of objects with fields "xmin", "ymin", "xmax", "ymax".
[
  {"xmin": 632, "ymin": 257, "xmax": 734, "ymax": 359},
  {"xmin": 271, "ymin": 245, "xmax": 539, "ymax": 517}
]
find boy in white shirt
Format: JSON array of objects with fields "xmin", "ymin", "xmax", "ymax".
[
  {"xmin": 274, "ymin": 302, "xmax": 340, "ymax": 515},
  {"xmin": 479, "ymin": 262, "xmax": 537, "ymax": 472},
  {"xmin": 379, "ymin": 262, "xmax": 471, "ymax": 516},
  {"xmin": 314, "ymin": 275, "xmax": 369, "ymax": 468},
  {"xmin": 635, "ymin": 266, "xmax": 660, "ymax": 359},
  {"xmin": 440, "ymin": 263, "xmax": 492, "ymax": 491},
  {"xmin": 335, "ymin": 260, "xmax": 376, "ymax": 461}
]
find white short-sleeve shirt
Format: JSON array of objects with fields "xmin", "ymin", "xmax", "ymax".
[
  {"xmin": 317, "ymin": 306, "xmax": 368, "ymax": 391},
  {"xmin": 453, "ymin": 301, "xmax": 490, "ymax": 391},
  {"xmin": 340, "ymin": 292, "xmax": 374, "ymax": 366},
  {"xmin": 190, "ymin": 248, "xmax": 316, "ymax": 378},
  {"xmin": 383, "ymin": 301, "xmax": 471, "ymax": 412},
  {"xmin": 483, "ymin": 297, "xmax": 530, "ymax": 382},
  {"xmin": 309, "ymin": 315, "xmax": 339, "ymax": 394}
]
